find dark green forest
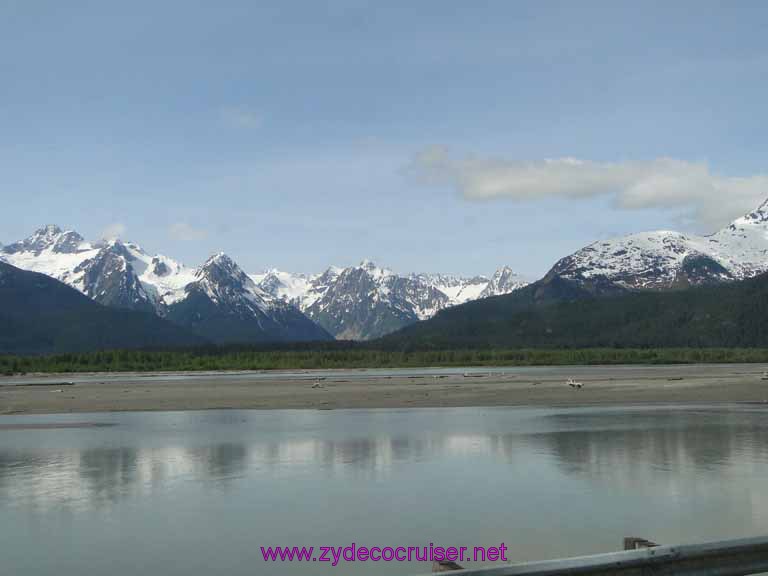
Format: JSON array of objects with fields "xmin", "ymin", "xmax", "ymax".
[
  {"xmin": 3, "ymin": 347, "xmax": 768, "ymax": 374},
  {"xmin": 380, "ymin": 268, "xmax": 768, "ymax": 349}
]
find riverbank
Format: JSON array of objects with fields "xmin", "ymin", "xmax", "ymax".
[{"xmin": 2, "ymin": 364, "xmax": 768, "ymax": 415}]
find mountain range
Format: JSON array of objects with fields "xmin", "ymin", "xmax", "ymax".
[
  {"xmin": 0, "ymin": 225, "xmax": 526, "ymax": 344},
  {"xmin": 5, "ymin": 198, "xmax": 768, "ymax": 354},
  {"xmin": 251, "ymin": 261, "xmax": 525, "ymax": 339}
]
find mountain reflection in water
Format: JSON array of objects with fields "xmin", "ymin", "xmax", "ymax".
[{"xmin": 1, "ymin": 406, "xmax": 768, "ymax": 576}]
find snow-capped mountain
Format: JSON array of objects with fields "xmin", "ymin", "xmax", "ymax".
[
  {"xmin": 303, "ymin": 261, "xmax": 450, "ymax": 340},
  {"xmin": 551, "ymin": 199, "xmax": 768, "ymax": 290},
  {"xmin": 72, "ymin": 241, "xmax": 156, "ymax": 313},
  {"xmin": 414, "ymin": 272, "xmax": 490, "ymax": 305},
  {"xmin": 0, "ymin": 225, "xmax": 194, "ymax": 312},
  {"xmin": 0, "ymin": 226, "xmax": 328, "ymax": 343},
  {"xmin": 7, "ymin": 198, "xmax": 768, "ymax": 344},
  {"xmin": 479, "ymin": 266, "xmax": 528, "ymax": 298},
  {"xmin": 252, "ymin": 260, "xmax": 527, "ymax": 340},
  {"xmin": 165, "ymin": 253, "xmax": 331, "ymax": 343},
  {"xmin": 1, "ymin": 225, "xmax": 526, "ymax": 341}
]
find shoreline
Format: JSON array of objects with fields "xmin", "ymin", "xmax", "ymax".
[
  {"xmin": 2, "ymin": 364, "xmax": 768, "ymax": 415},
  {"xmin": 3, "ymin": 360, "xmax": 768, "ymax": 380}
]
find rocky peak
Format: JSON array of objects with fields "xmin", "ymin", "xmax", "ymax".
[
  {"xmin": 72, "ymin": 242, "xmax": 154, "ymax": 312},
  {"xmin": 356, "ymin": 259, "xmax": 392, "ymax": 280},
  {"xmin": 98, "ymin": 239, "xmax": 136, "ymax": 261},
  {"xmin": 201, "ymin": 252, "xmax": 233, "ymax": 268},
  {"xmin": 335, "ymin": 265, "xmax": 378, "ymax": 291},
  {"xmin": 746, "ymin": 197, "xmax": 768, "ymax": 221},
  {"xmin": 729, "ymin": 197, "xmax": 768, "ymax": 229},
  {"xmin": 315, "ymin": 267, "xmax": 341, "ymax": 285},
  {"xmin": 39, "ymin": 224, "xmax": 62, "ymax": 237},
  {"xmin": 190, "ymin": 252, "xmax": 275, "ymax": 312},
  {"xmin": 490, "ymin": 265, "xmax": 520, "ymax": 284},
  {"xmin": 197, "ymin": 252, "xmax": 247, "ymax": 284},
  {"xmin": 480, "ymin": 266, "xmax": 527, "ymax": 298},
  {"xmin": 52, "ymin": 230, "xmax": 86, "ymax": 254},
  {"xmin": 3, "ymin": 224, "xmax": 86, "ymax": 255},
  {"xmin": 151, "ymin": 257, "xmax": 170, "ymax": 277},
  {"xmin": 257, "ymin": 270, "xmax": 289, "ymax": 295}
]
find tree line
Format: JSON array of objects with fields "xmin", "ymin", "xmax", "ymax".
[{"xmin": 3, "ymin": 347, "xmax": 768, "ymax": 375}]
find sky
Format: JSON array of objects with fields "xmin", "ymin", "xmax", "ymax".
[{"xmin": 1, "ymin": 0, "xmax": 768, "ymax": 278}]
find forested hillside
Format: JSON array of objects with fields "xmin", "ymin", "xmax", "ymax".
[
  {"xmin": 380, "ymin": 271, "xmax": 768, "ymax": 349},
  {"xmin": 0, "ymin": 261, "xmax": 205, "ymax": 354}
]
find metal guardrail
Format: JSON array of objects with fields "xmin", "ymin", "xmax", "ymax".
[{"xmin": 421, "ymin": 535, "xmax": 768, "ymax": 576}]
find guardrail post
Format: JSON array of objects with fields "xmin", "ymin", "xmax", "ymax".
[
  {"xmin": 624, "ymin": 537, "xmax": 660, "ymax": 550},
  {"xmin": 432, "ymin": 561, "xmax": 464, "ymax": 572}
]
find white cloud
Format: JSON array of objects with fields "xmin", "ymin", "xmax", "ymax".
[
  {"xmin": 409, "ymin": 146, "xmax": 768, "ymax": 231},
  {"xmin": 219, "ymin": 106, "xmax": 263, "ymax": 129},
  {"xmin": 168, "ymin": 222, "xmax": 207, "ymax": 242},
  {"xmin": 101, "ymin": 222, "xmax": 126, "ymax": 240}
]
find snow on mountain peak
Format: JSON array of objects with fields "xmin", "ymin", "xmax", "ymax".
[
  {"xmin": 196, "ymin": 253, "xmax": 250, "ymax": 286},
  {"xmin": 40, "ymin": 224, "xmax": 63, "ymax": 237},
  {"xmin": 754, "ymin": 196, "xmax": 768, "ymax": 214},
  {"xmin": 198, "ymin": 253, "xmax": 259, "ymax": 289},
  {"xmin": 250, "ymin": 260, "xmax": 529, "ymax": 339},
  {"xmin": 188, "ymin": 252, "xmax": 280, "ymax": 314},
  {"xmin": 356, "ymin": 259, "xmax": 393, "ymax": 280},
  {"xmin": 32, "ymin": 224, "xmax": 70, "ymax": 242},
  {"xmin": 0, "ymin": 226, "xmax": 196, "ymax": 311},
  {"xmin": 478, "ymin": 266, "xmax": 527, "ymax": 298},
  {"xmin": 2, "ymin": 224, "xmax": 87, "ymax": 256},
  {"xmin": 4, "ymin": 224, "xmax": 530, "ymax": 340},
  {"xmin": 730, "ymin": 197, "xmax": 768, "ymax": 228},
  {"xmin": 554, "ymin": 197, "xmax": 768, "ymax": 289},
  {"xmin": 201, "ymin": 251, "xmax": 234, "ymax": 269},
  {"xmin": 249, "ymin": 269, "xmax": 312, "ymax": 304}
]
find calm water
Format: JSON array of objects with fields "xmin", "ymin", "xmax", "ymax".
[{"xmin": 1, "ymin": 405, "xmax": 768, "ymax": 575}]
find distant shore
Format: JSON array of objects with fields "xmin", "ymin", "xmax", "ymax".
[
  {"xmin": 5, "ymin": 347, "xmax": 768, "ymax": 376},
  {"xmin": 2, "ymin": 364, "xmax": 768, "ymax": 415}
]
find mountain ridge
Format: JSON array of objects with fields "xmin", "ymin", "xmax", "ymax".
[
  {"xmin": 379, "ymin": 267, "xmax": 768, "ymax": 350},
  {"xmin": 251, "ymin": 260, "xmax": 527, "ymax": 339},
  {"xmin": 552, "ymin": 198, "xmax": 768, "ymax": 291},
  {"xmin": 1, "ymin": 227, "xmax": 527, "ymax": 340},
  {"xmin": 164, "ymin": 253, "xmax": 332, "ymax": 343},
  {"xmin": 0, "ymin": 230, "xmax": 329, "ymax": 343}
]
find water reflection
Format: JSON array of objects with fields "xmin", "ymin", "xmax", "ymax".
[
  {"xmin": 79, "ymin": 447, "xmax": 139, "ymax": 504},
  {"xmin": 1, "ymin": 406, "xmax": 767, "ymax": 514},
  {"xmin": 2, "ymin": 407, "xmax": 768, "ymax": 576},
  {"xmin": 535, "ymin": 408, "xmax": 768, "ymax": 473},
  {"xmin": 187, "ymin": 443, "xmax": 248, "ymax": 480}
]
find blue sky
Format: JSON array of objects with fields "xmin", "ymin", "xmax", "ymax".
[{"xmin": 2, "ymin": 1, "xmax": 767, "ymax": 278}]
